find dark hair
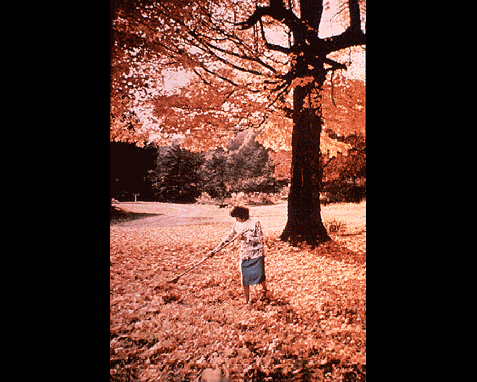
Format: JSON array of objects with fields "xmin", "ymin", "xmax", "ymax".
[{"xmin": 230, "ymin": 206, "xmax": 249, "ymax": 220}]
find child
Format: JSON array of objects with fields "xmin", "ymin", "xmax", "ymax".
[{"xmin": 211, "ymin": 206, "xmax": 267, "ymax": 304}]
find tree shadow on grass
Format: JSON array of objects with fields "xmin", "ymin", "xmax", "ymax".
[
  {"xmin": 309, "ymin": 239, "xmax": 366, "ymax": 265},
  {"xmin": 110, "ymin": 205, "xmax": 164, "ymax": 225}
]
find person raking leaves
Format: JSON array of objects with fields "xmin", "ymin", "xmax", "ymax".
[{"xmin": 210, "ymin": 206, "xmax": 268, "ymax": 305}]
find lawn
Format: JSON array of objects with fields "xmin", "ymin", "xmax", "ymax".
[{"xmin": 110, "ymin": 202, "xmax": 366, "ymax": 381}]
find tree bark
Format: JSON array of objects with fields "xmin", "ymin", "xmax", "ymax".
[{"xmin": 280, "ymin": 68, "xmax": 331, "ymax": 246}]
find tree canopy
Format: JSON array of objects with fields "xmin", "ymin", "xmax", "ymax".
[
  {"xmin": 110, "ymin": 0, "xmax": 366, "ymax": 245},
  {"xmin": 110, "ymin": 0, "xmax": 365, "ymax": 152}
]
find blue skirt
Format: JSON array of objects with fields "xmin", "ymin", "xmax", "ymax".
[{"xmin": 241, "ymin": 256, "xmax": 266, "ymax": 286}]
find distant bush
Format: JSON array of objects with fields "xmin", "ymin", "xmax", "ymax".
[
  {"xmin": 196, "ymin": 192, "xmax": 216, "ymax": 205},
  {"xmin": 323, "ymin": 181, "xmax": 366, "ymax": 203},
  {"xmin": 322, "ymin": 133, "xmax": 366, "ymax": 204},
  {"xmin": 196, "ymin": 191, "xmax": 280, "ymax": 206},
  {"xmin": 198, "ymin": 130, "xmax": 279, "ymax": 198},
  {"xmin": 243, "ymin": 192, "xmax": 277, "ymax": 205},
  {"xmin": 325, "ymin": 218, "xmax": 347, "ymax": 234}
]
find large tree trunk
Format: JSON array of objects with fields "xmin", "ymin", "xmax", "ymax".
[{"xmin": 280, "ymin": 72, "xmax": 331, "ymax": 246}]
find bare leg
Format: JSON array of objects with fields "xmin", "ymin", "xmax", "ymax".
[
  {"xmin": 259, "ymin": 281, "xmax": 269, "ymax": 302},
  {"xmin": 261, "ymin": 280, "xmax": 268, "ymax": 293},
  {"xmin": 243, "ymin": 285, "xmax": 250, "ymax": 304}
]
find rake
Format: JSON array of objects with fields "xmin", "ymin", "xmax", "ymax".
[{"xmin": 166, "ymin": 233, "xmax": 240, "ymax": 284}]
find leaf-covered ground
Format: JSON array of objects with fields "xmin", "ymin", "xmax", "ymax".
[{"xmin": 110, "ymin": 203, "xmax": 366, "ymax": 381}]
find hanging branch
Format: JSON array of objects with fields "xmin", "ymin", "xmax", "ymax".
[{"xmin": 330, "ymin": 70, "xmax": 337, "ymax": 107}]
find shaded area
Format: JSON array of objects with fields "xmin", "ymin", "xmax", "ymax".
[
  {"xmin": 110, "ymin": 141, "xmax": 157, "ymax": 202},
  {"xmin": 110, "ymin": 205, "xmax": 163, "ymax": 225}
]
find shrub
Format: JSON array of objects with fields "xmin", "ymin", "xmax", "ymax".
[
  {"xmin": 325, "ymin": 219, "xmax": 347, "ymax": 234},
  {"xmin": 226, "ymin": 192, "xmax": 279, "ymax": 206},
  {"xmin": 323, "ymin": 181, "xmax": 366, "ymax": 204},
  {"xmin": 244, "ymin": 192, "xmax": 276, "ymax": 205},
  {"xmin": 196, "ymin": 192, "xmax": 216, "ymax": 205}
]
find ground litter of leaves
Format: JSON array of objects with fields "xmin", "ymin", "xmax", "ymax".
[{"xmin": 110, "ymin": 209, "xmax": 366, "ymax": 381}]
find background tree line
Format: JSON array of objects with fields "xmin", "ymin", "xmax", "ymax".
[
  {"xmin": 110, "ymin": 129, "xmax": 279, "ymax": 204},
  {"xmin": 110, "ymin": 127, "xmax": 365, "ymax": 205}
]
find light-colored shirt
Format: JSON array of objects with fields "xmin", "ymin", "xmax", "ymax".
[{"xmin": 219, "ymin": 218, "xmax": 265, "ymax": 262}]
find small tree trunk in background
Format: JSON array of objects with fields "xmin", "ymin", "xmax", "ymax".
[{"xmin": 280, "ymin": 74, "xmax": 331, "ymax": 246}]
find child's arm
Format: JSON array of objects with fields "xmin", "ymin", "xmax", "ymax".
[{"xmin": 209, "ymin": 226, "xmax": 238, "ymax": 257}]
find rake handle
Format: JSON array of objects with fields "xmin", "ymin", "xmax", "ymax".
[
  {"xmin": 166, "ymin": 233, "xmax": 240, "ymax": 283},
  {"xmin": 168, "ymin": 254, "xmax": 211, "ymax": 283}
]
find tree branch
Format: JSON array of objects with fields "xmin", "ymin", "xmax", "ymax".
[
  {"xmin": 348, "ymin": 0, "xmax": 362, "ymax": 33},
  {"xmin": 236, "ymin": 6, "xmax": 269, "ymax": 30},
  {"xmin": 201, "ymin": 37, "xmax": 277, "ymax": 74},
  {"xmin": 237, "ymin": 4, "xmax": 327, "ymax": 53},
  {"xmin": 154, "ymin": 3, "xmax": 279, "ymax": 80},
  {"xmin": 237, "ymin": 4, "xmax": 312, "ymax": 45},
  {"xmin": 323, "ymin": 56, "xmax": 347, "ymax": 71},
  {"xmin": 323, "ymin": 0, "xmax": 366, "ymax": 53},
  {"xmin": 238, "ymin": 1, "xmax": 365, "ymax": 56},
  {"xmin": 322, "ymin": 155, "xmax": 336, "ymax": 169},
  {"xmin": 259, "ymin": 18, "xmax": 292, "ymax": 54},
  {"xmin": 323, "ymin": 27, "xmax": 366, "ymax": 53},
  {"xmin": 300, "ymin": 0, "xmax": 323, "ymax": 32}
]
